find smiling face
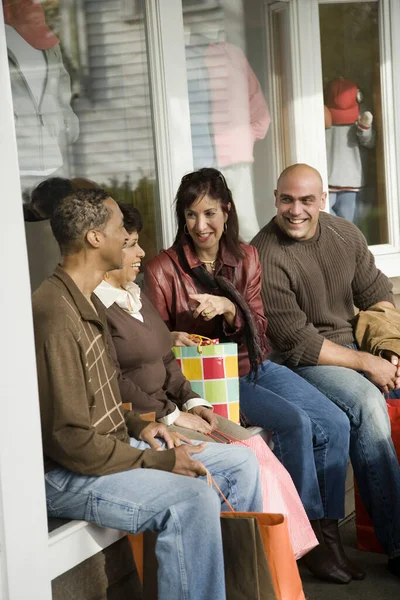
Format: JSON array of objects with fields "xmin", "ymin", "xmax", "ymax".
[
  {"xmin": 274, "ymin": 166, "xmax": 326, "ymax": 241},
  {"xmin": 108, "ymin": 230, "xmax": 145, "ymax": 288},
  {"xmin": 184, "ymin": 194, "xmax": 229, "ymax": 259}
]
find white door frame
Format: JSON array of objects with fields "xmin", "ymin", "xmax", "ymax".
[
  {"xmin": 145, "ymin": 0, "xmax": 194, "ymax": 249},
  {"xmin": 0, "ymin": 7, "xmax": 52, "ymax": 599}
]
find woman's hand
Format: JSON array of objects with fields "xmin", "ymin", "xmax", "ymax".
[
  {"xmin": 174, "ymin": 412, "xmax": 213, "ymax": 435},
  {"xmin": 171, "ymin": 331, "xmax": 197, "ymax": 347},
  {"xmin": 189, "ymin": 293, "xmax": 236, "ymax": 326},
  {"xmin": 189, "ymin": 406, "xmax": 219, "ymax": 430},
  {"xmin": 139, "ymin": 421, "xmax": 192, "ymax": 449}
]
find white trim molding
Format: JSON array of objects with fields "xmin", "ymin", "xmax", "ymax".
[
  {"xmin": 145, "ymin": 0, "xmax": 194, "ymax": 249},
  {"xmin": 373, "ymin": 0, "xmax": 400, "ymax": 273},
  {"xmin": 0, "ymin": 6, "xmax": 52, "ymax": 599},
  {"xmin": 285, "ymin": 0, "xmax": 328, "ymax": 187}
]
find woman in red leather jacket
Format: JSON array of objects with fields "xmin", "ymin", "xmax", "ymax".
[{"xmin": 144, "ymin": 168, "xmax": 363, "ymax": 584}]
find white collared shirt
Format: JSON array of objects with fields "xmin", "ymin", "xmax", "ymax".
[{"xmin": 94, "ymin": 279, "xmax": 144, "ymax": 322}]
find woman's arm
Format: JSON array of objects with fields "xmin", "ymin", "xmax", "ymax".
[
  {"xmin": 144, "ymin": 258, "xmax": 173, "ymax": 328},
  {"xmin": 106, "ymin": 328, "xmax": 179, "ymax": 423}
]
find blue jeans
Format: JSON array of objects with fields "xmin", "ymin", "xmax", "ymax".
[
  {"xmin": 45, "ymin": 439, "xmax": 262, "ymax": 600},
  {"xmin": 329, "ymin": 190, "xmax": 358, "ymax": 222},
  {"xmin": 294, "ymin": 364, "xmax": 400, "ymax": 559},
  {"xmin": 239, "ymin": 360, "xmax": 350, "ymax": 520}
]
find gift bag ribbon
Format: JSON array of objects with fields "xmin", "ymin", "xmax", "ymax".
[{"xmin": 188, "ymin": 334, "xmax": 219, "ymax": 354}]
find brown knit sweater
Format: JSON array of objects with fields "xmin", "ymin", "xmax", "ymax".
[
  {"xmin": 92, "ymin": 292, "xmax": 200, "ymax": 420},
  {"xmin": 251, "ymin": 212, "xmax": 393, "ymax": 368},
  {"xmin": 32, "ymin": 267, "xmax": 176, "ymax": 476}
]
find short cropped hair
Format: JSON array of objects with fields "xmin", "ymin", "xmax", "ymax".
[
  {"xmin": 118, "ymin": 204, "xmax": 143, "ymax": 234},
  {"xmin": 51, "ymin": 188, "xmax": 111, "ymax": 255}
]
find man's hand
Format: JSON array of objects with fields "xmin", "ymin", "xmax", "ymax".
[
  {"xmin": 172, "ymin": 443, "xmax": 207, "ymax": 477},
  {"xmin": 139, "ymin": 422, "xmax": 192, "ymax": 450},
  {"xmin": 361, "ymin": 353, "xmax": 398, "ymax": 393},
  {"xmin": 171, "ymin": 331, "xmax": 197, "ymax": 347},
  {"xmin": 174, "ymin": 412, "xmax": 213, "ymax": 434},
  {"xmin": 189, "ymin": 406, "xmax": 219, "ymax": 430},
  {"xmin": 381, "ymin": 351, "xmax": 400, "ymax": 390}
]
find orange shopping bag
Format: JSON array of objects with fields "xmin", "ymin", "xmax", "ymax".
[{"xmin": 208, "ymin": 473, "xmax": 306, "ymax": 600}]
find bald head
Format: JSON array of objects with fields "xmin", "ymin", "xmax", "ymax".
[
  {"xmin": 277, "ymin": 163, "xmax": 323, "ymax": 193},
  {"xmin": 274, "ymin": 163, "xmax": 326, "ymax": 242}
]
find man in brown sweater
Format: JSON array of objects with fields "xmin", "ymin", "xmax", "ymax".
[
  {"xmin": 33, "ymin": 188, "xmax": 262, "ymax": 600},
  {"xmin": 252, "ymin": 163, "xmax": 400, "ymax": 578}
]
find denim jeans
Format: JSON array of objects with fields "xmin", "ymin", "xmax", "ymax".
[
  {"xmin": 45, "ymin": 439, "xmax": 262, "ymax": 600},
  {"xmin": 329, "ymin": 190, "xmax": 358, "ymax": 223},
  {"xmin": 294, "ymin": 364, "xmax": 400, "ymax": 559},
  {"xmin": 239, "ymin": 360, "xmax": 350, "ymax": 520}
]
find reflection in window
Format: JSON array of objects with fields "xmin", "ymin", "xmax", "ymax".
[
  {"xmin": 320, "ymin": 2, "xmax": 387, "ymax": 244},
  {"xmin": 183, "ymin": 0, "xmax": 271, "ymax": 242},
  {"xmin": 5, "ymin": 0, "xmax": 159, "ymax": 289}
]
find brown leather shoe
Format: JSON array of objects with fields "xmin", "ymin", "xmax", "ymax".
[{"xmin": 319, "ymin": 518, "xmax": 366, "ymax": 580}]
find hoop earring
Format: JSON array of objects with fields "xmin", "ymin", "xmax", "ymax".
[
  {"xmin": 184, "ymin": 224, "xmax": 189, "ymax": 235},
  {"xmin": 224, "ymin": 221, "xmax": 228, "ymax": 234},
  {"xmin": 104, "ymin": 272, "xmax": 109, "ymax": 280}
]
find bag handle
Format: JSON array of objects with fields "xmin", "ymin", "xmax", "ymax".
[
  {"xmin": 206, "ymin": 470, "xmax": 235, "ymax": 513},
  {"xmin": 206, "ymin": 429, "xmax": 241, "ymax": 444},
  {"xmin": 188, "ymin": 334, "xmax": 218, "ymax": 354}
]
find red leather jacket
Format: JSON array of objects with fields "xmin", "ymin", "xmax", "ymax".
[{"xmin": 144, "ymin": 241, "xmax": 270, "ymax": 378}]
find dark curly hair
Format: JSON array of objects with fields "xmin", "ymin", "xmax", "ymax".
[
  {"xmin": 51, "ymin": 188, "xmax": 111, "ymax": 255},
  {"xmin": 118, "ymin": 204, "xmax": 143, "ymax": 234}
]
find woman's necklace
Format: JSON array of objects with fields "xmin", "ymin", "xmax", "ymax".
[{"xmin": 200, "ymin": 259, "xmax": 216, "ymax": 272}]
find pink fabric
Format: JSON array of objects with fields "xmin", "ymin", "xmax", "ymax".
[
  {"xmin": 204, "ymin": 42, "xmax": 271, "ymax": 168},
  {"xmin": 220, "ymin": 432, "xmax": 318, "ymax": 560}
]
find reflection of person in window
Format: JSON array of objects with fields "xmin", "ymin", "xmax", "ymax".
[
  {"xmin": 325, "ymin": 78, "xmax": 375, "ymax": 224},
  {"xmin": 3, "ymin": 0, "xmax": 79, "ymax": 195},
  {"xmin": 206, "ymin": 42, "xmax": 270, "ymax": 242},
  {"xmin": 187, "ymin": 36, "xmax": 270, "ymax": 242}
]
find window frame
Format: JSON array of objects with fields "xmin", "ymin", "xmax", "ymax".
[{"xmin": 285, "ymin": 0, "xmax": 400, "ymax": 276}]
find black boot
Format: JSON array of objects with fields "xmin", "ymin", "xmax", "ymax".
[
  {"xmin": 300, "ymin": 520, "xmax": 352, "ymax": 584},
  {"xmin": 319, "ymin": 518, "xmax": 366, "ymax": 580},
  {"xmin": 387, "ymin": 556, "xmax": 400, "ymax": 578}
]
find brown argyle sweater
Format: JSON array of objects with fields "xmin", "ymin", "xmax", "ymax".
[{"xmin": 32, "ymin": 266, "xmax": 176, "ymax": 476}]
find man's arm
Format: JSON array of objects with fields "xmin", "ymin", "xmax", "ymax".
[
  {"xmin": 352, "ymin": 228, "xmax": 394, "ymax": 310},
  {"xmin": 318, "ymin": 338, "xmax": 398, "ymax": 392},
  {"xmin": 38, "ymin": 330, "xmax": 176, "ymax": 476}
]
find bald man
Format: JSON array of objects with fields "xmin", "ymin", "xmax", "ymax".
[{"xmin": 252, "ymin": 163, "xmax": 400, "ymax": 578}]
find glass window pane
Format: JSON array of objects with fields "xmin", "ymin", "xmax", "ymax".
[
  {"xmin": 182, "ymin": 0, "xmax": 273, "ymax": 242},
  {"xmin": 5, "ymin": 0, "xmax": 159, "ymax": 290},
  {"xmin": 319, "ymin": 1, "xmax": 388, "ymax": 244}
]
